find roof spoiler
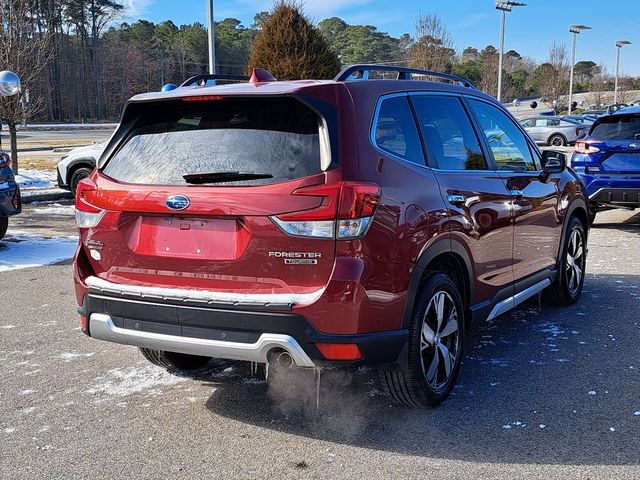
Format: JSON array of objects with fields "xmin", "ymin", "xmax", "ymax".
[{"xmin": 180, "ymin": 73, "xmax": 250, "ymax": 88}]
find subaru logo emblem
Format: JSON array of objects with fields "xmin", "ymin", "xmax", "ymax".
[{"xmin": 166, "ymin": 194, "xmax": 190, "ymax": 210}]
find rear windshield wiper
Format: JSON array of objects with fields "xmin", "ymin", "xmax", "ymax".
[{"xmin": 183, "ymin": 171, "xmax": 273, "ymax": 184}]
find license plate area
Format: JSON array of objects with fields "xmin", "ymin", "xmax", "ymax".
[{"xmin": 127, "ymin": 216, "xmax": 250, "ymax": 260}]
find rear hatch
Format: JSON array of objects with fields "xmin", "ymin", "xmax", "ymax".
[
  {"xmin": 77, "ymin": 95, "xmax": 344, "ymax": 302},
  {"xmin": 586, "ymin": 113, "xmax": 640, "ymax": 174}
]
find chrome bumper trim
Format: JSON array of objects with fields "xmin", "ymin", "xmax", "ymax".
[
  {"xmin": 85, "ymin": 276, "xmax": 323, "ymax": 308},
  {"xmin": 89, "ymin": 313, "xmax": 316, "ymax": 367}
]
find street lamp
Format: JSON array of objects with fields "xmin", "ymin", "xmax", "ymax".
[
  {"xmin": 614, "ymin": 40, "xmax": 631, "ymax": 105},
  {"xmin": 568, "ymin": 25, "xmax": 591, "ymax": 114},
  {"xmin": 495, "ymin": 1, "xmax": 526, "ymax": 103},
  {"xmin": 207, "ymin": 0, "xmax": 216, "ymax": 74}
]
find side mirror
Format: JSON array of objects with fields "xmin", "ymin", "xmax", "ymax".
[{"xmin": 540, "ymin": 150, "xmax": 566, "ymax": 182}]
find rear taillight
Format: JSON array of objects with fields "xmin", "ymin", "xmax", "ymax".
[
  {"xmin": 271, "ymin": 182, "xmax": 381, "ymax": 239},
  {"xmin": 75, "ymin": 178, "xmax": 105, "ymax": 228},
  {"xmin": 575, "ymin": 141, "xmax": 601, "ymax": 154},
  {"xmin": 12, "ymin": 188, "xmax": 21, "ymax": 210}
]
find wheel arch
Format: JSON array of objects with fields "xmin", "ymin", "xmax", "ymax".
[
  {"xmin": 555, "ymin": 197, "xmax": 589, "ymax": 271},
  {"xmin": 401, "ymin": 238, "xmax": 474, "ymax": 331},
  {"xmin": 66, "ymin": 158, "xmax": 96, "ymax": 185}
]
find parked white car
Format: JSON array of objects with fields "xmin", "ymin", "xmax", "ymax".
[{"xmin": 57, "ymin": 143, "xmax": 103, "ymax": 196}]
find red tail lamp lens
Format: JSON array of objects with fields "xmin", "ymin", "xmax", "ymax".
[
  {"xmin": 315, "ymin": 343, "xmax": 362, "ymax": 361},
  {"xmin": 182, "ymin": 95, "xmax": 224, "ymax": 102}
]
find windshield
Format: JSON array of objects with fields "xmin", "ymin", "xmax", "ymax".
[
  {"xmin": 590, "ymin": 115, "xmax": 640, "ymax": 140},
  {"xmin": 103, "ymin": 97, "xmax": 330, "ymax": 186}
]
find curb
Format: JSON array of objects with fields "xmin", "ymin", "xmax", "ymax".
[{"xmin": 21, "ymin": 190, "xmax": 73, "ymax": 203}]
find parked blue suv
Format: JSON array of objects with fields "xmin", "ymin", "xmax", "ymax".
[
  {"xmin": 0, "ymin": 152, "xmax": 21, "ymax": 240},
  {"xmin": 571, "ymin": 106, "xmax": 640, "ymax": 222}
]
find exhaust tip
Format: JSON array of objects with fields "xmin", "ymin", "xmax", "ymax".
[{"xmin": 276, "ymin": 351, "xmax": 294, "ymax": 368}]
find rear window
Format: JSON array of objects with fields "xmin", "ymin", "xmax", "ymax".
[
  {"xmin": 103, "ymin": 97, "xmax": 331, "ymax": 186},
  {"xmin": 590, "ymin": 115, "xmax": 640, "ymax": 140}
]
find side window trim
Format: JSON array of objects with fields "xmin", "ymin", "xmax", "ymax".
[
  {"xmin": 408, "ymin": 92, "xmax": 494, "ymax": 172},
  {"xmin": 464, "ymin": 96, "xmax": 542, "ymax": 173},
  {"xmin": 370, "ymin": 92, "xmax": 427, "ymax": 167}
]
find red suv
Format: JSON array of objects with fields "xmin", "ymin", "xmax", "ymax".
[{"xmin": 74, "ymin": 66, "xmax": 589, "ymax": 407}]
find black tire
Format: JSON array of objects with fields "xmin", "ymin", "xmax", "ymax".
[
  {"xmin": 139, "ymin": 348, "xmax": 212, "ymax": 371},
  {"xmin": 589, "ymin": 208, "xmax": 597, "ymax": 226},
  {"xmin": 0, "ymin": 216, "xmax": 7, "ymax": 241},
  {"xmin": 543, "ymin": 216, "xmax": 587, "ymax": 305},
  {"xmin": 380, "ymin": 273, "xmax": 465, "ymax": 408},
  {"xmin": 70, "ymin": 167, "xmax": 93, "ymax": 197},
  {"xmin": 548, "ymin": 134, "xmax": 567, "ymax": 147}
]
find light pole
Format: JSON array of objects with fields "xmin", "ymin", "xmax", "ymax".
[
  {"xmin": 495, "ymin": 1, "xmax": 526, "ymax": 103},
  {"xmin": 207, "ymin": 0, "xmax": 216, "ymax": 74},
  {"xmin": 568, "ymin": 25, "xmax": 591, "ymax": 114},
  {"xmin": 614, "ymin": 40, "xmax": 631, "ymax": 105}
]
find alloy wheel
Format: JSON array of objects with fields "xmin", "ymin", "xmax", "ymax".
[
  {"xmin": 566, "ymin": 229, "xmax": 585, "ymax": 295},
  {"xmin": 419, "ymin": 291, "xmax": 460, "ymax": 390}
]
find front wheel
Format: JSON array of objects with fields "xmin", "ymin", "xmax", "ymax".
[
  {"xmin": 0, "ymin": 216, "xmax": 7, "ymax": 240},
  {"xmin": 380, "ymin": 273, "xmax": 465, "ymax": 408},
  {"xmin": 543, "ymin": 217, "xmax": 587, "ymax": 305},
  {"xmin": 139, "ymin": 348, "xmax": 212, "ymax": 372}
]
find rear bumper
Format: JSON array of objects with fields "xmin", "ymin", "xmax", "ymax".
[
  {"xmin": 589, "ymin": 187, "xmax": 640, "ymax": 207},
  {"xmin": 79, "ymin": 289, "xmax": 408, "ymax": 368}
]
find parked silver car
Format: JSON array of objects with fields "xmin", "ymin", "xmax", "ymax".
[{"xmin": 519, "ymin": 116, "xmax": 587, "ymax": 146}]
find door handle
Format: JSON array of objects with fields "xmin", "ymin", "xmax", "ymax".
[
  {"xmin": 447, "ymin": 194, "xmax": 466, "ymax": 205},
  {"xmin": 510, "ymin": 189, "xmax": 524, "ymax": 198}
]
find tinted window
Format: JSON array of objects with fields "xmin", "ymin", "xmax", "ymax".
[
  {"xmin": 534, "ymin": 118, "xmax": 550, "ymax": 127},
  {"xmin": 103, "ymin": 98, "xmax": 327, "ymax": 186},
  {"xmin": 469, "ymin": 99, "xmax": 539, "ymax": 171},
  {"xmin": 411, "ymin": 96, "xmax": 487, "ymax": 170},
  {"xmin": 591, "ymin": 115, "xmax": 640, "ymax": 140},
  {"xmin": 521, "ymin": 119, "xmax": 535, "ymax": 127},
  {"xmin": 374, "ymin": 96, "xmax": 424, "ymax": 165}
]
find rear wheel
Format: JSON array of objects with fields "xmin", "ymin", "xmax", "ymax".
[
  {"xmin": 70, "ymin": 167, "xmax": 93, "ymax": 197},
  {"xmin": 548, "ymin": 134, "xmax": 567, "ymax": 147},
  {"xmin": 380, "ymin": 273, "xmax": 464, "ymax": 408},
  {"xmin": 0, "ymin": 216, "xmax": 7, "ymax": 240},
  {"xmin": 543, "ymin": 216, "xmax": 586, "ymax": 305},
  {"xmin": 139, "ymin": 348, "xmax": 212, "ymax": 371}
]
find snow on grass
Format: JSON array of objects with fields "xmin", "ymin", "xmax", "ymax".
[
  {"xmin": 14, "ymin": 169, "xmax": 57, "ymax": 190},
  {"xmin": 0, "ymin": 232, "xmax": 77, "ymax": 272},
  {"xmin": 84, "ymin": 365, "xmax": 188, "ymax": 398},
  {"xmin": 32, "ymin": 203, "xmax": 75, "ymax": 216}
]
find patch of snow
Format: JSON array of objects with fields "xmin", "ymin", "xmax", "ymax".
[
  {"xmin": 0, "ymin": 232, "xmax": 77, "ymax": 272},
  {"xmin": 15, "ymin": 169, "xmax": 57, "ymax": 190},
  {"xmin": 0, "ymin": 325, "xmax": 16, "ymax": 329},
  {"xmin": 588, "ymin": 391, "xmax": 596, "ymax": 395},
  {"xmin": 32, "ymin": 204, "xmax": 75, "ymax": 216},
  {"xmin": 539, "ymin": 424, "xmax": 546, "ymax": 429},
  {"xmin": 3, "ymin": 428, "xmax": 15, "ymax": 434},
  {"xmin": 59, "ymin": 352, "xmax": 95, "ymax": 362},
  {"xmin": 610, "ymin": 427, "xmax": 616, "ymax": 432},
  {"xmin": 634, "ymin": 411, "xmax": 640, "ymax": 416},
  {"xmin": 84, "ymin": 365, "xmax": 188, "ymax": 398},
  {"xmin": 20, "ymin": 407, "xmax": 36, "ymax": 414},
  {"xmin": 19, "ymin": 389, "xmax": 36, "ymax": 395}
]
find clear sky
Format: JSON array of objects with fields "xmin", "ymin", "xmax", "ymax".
[{"xmin": 122, "ymin": 0, "xmax": 640, "ymax": 76}]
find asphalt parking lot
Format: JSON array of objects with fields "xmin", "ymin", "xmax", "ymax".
[{"xmin": 1, "ymin": 202, "xmax": 639, "ymax": 479}]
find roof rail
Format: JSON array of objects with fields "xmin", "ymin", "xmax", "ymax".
[
  {"xmin": 334, "ymin": 64, "xmax": 475, "ymax": 88},
  {"xmin": 180, "ymin": 73, "xmax": 250, "ymax": 88}
]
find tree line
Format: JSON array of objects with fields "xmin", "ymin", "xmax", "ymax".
[{"xmin": 2, "ymin": 0, "xmax": 640, "ymax": 126}]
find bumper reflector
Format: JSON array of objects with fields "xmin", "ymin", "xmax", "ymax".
[
  {"xmin": 80, "ymin": 315, "xmax": 88, "ymax": 333},
  {"xmin": 315, "ymin": 343, "xmax": 362, "ymax": 361}
]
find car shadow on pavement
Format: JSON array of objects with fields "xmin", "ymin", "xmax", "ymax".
[{"xmin": 202, "ymin": 273, "xmax": 640, "ymax": 467}]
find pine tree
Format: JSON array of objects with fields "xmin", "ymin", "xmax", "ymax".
[{"xmin": 247, "ymin": 1, "xmax": 340, "ymax": 80}]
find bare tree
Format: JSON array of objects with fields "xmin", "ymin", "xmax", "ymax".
[
  {"xmin": 0, "ymin": 0, "xmax": 52, "ymax": 173},
  {"xmin": 587, "ymin": 63, "xmax": 613, "ymax": 108},
  {"xmin": 540, "ymin": 42, "xmax": 570, "ymax": 112},
  {"xmin": 408, "ymin": 12, "xmax": 455, "ymax": 73}
]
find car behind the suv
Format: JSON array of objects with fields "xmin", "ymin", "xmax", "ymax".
[
  {"xmin": 74, "ymin": 65, "xmax": 589, "ymax": 407},
  {"xmin": 0, "ymin": 151, "xmax": 21, "ymax": 240},
  {"xmin": 572, "ymin": 106, "xmax": 640, "ymax": 222}
]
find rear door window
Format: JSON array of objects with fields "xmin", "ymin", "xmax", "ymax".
[
  {"xmin": 103, "ymin": 97, "xmax": 330, "ymax": 186},
  {"xmin": 411, "ymin": 95, "xmax": 488, "ymax": 170},
  {"xmin": 590, "ymin": 115, "xmax": 640, "ymax": 140}
]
